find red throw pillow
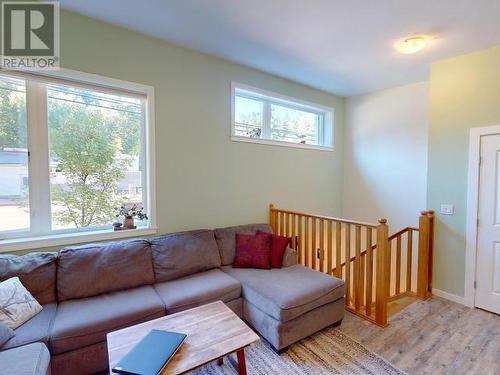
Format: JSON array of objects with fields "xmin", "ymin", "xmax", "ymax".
[
  {"xmin": 257, "ymin": 230, "xmax": 290, "ymax": 268},
  {"xmin": 233, "ymin": 233, "xmax": 271, "ymax": 269}
]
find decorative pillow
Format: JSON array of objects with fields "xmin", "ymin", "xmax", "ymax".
[
  {"xmin": 233, "ymin": 233, "xmax": 271, "ymax": 269},
  {"xmin": 0, "ymin": 322, "xmax": 14, "ymax": 347},
  {"xmin": 257, "ymin": 230, "xmax": 290, "ymax": 268},
  {"xmin": 214, "ymin": 224, "xmax": 273, "ymax": 266},
  {"xmin": 0, "ymin": 277, "xmax": 42, "ymax": 329}
]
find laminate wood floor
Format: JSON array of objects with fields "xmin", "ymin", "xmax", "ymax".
[{"xmin": 340, "ymin": 296, "xmax": 500, "ymax": 375}]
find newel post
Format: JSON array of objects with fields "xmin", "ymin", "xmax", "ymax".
[
  {"xmin": 417, "ymin": 210, "xmax": 433, "ymax": 299},
  {"xmin": 375, "ymin": 218, "xmax": 390, "ymax": 326},
  {"xmin": 428, "ymin": 210, "xmax": 435, "ymax": 294},
  {"xmin": 269, "ymin": 204, "xmax": 276, "ymax": 234}
]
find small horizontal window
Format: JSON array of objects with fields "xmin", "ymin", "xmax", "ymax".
[{"xmin": 231, "ymin": 83, "xmax": 333, "ymax": 150}]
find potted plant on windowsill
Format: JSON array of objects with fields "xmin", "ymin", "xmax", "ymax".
[{"xmin": 115, "ymin": 204, "xmax": 148, "ymax": 230}]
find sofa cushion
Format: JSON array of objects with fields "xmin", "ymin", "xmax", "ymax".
[
  {"xmin": 2, "ymin": 303, "xmax": 57, "ymax": 350},
  {"xmin": 0, "ymin": 342, "xmax": 51, "ymax": 375},
  {"xmin": 57, "ymin": 239, "xmax": 154, "ymax": 301},
  {"xmin": 154, "ymin": 269, "xmax": 241, "ymax": 314},
  {"xmin": 50, "ymin": 285, "xmax": 164, "ymax": 354},
  {"xmin": 222, "ymin": 265, "xmax": 345, "ymax": 322},
  {"xmin": 215, "ymin": 223, "xmax": 273, "ymax": 266},
  {"xmin": 0, "ymin": 252, "xmax": 57, "ymax": 304},
  {"xmin": 150, "ymin": 229, "xmax": 221, "ymax": 282}
]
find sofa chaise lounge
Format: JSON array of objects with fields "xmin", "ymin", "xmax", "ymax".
[{"xmin": 0, "ymin": 223, "xmax": 345, "ymax": 375}]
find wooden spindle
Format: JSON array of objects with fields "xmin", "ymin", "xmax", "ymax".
[
  {"xmin": 406, "ymin": 229, "xmax": 413, "ymax": 292},
  {"xmin": 345, "ymin": 223, "xmax": 351, "ymax": 306},
  {"xmin": 319, "ymin": 219, "xmax": 325, "ymax": 273},
  {"xmin": 305, "ymin": 217, "xmax": 310, "ymax": 268},
  {"xmin": 365, "ymin": 227, "xmax": 373, "ymax": 316},
  {"xmin": 312, "ymin": 217, "xmax": 317, "ymax": 270},
  {"xmin": 291, "ymin": 214, "xmax": 296, "ymax": 249},
  {"xmin": 335, "ymin": 221, "xmax": 342, "ymax": 278},
  {"xmin": 327, "ymin": 220, "xmax": 333, "ymax": 275},
  {"xmin": 396, "ymin": 235, "xmax": 402, "ymax": 294},
  {"xmin": 298, "ymin": 216, "xmax": 304, "ymax": 264},
  {"xmin": 354, "ymin": 225, "xmax": 362, "ymax": 310},
  {"xmin": 360, "ymin": 253, "xmax": 365, "ymax": 309}
]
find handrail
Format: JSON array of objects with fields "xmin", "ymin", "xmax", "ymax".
[
  {"xmin": 269, "ymin": 206, "xmax": 378, "ymax": 228},
  {"xmin": 389, "ymin": 227, "xmax": 419, "ymax": 240},
  {"xmin": 331, "ymin": 227, "xmax": 418, "ymax": 273}
]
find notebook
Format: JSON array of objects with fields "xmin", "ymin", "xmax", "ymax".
[{"xmin": 112, "ymin": 329, "xmax": 187, "ymax": 375}]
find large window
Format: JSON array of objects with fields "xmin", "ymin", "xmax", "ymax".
[
  {"xmin": 0, "ymin": 71, "xmax": 155, "ymax": 249},
  {"xmin": 231, "ymin": 83, "xmax": 333, "ymax": 150}
]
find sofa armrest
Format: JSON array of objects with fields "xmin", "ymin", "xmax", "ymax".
[{"xmin": 282, "ymin": 247, "xmax": 298, "ymax": 267}]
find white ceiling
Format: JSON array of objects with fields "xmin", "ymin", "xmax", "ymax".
[{"xmin": 60, "ymin": 0, "xmax": 500, "ymax": 96}]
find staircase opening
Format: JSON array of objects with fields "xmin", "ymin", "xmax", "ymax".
[{"xmin": 269, "ymin": 204, "xmax": 434, "ymax": 327}]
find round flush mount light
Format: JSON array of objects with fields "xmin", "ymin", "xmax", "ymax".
[{"xmin": 394, "ymin": 36, "xmax": 430, "ymax": 54}]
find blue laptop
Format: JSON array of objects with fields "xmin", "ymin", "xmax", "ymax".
[{"xmin": 112, "ymin": 329, "xmax": 187, "ymax": 375}]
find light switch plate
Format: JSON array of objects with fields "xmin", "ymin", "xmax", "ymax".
[{"xmin": 440, "ymin": 204, "xmax": 454, "ymax": 215}]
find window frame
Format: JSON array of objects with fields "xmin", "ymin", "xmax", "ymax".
[
  {"xmin": 230, "ymin": 82, "xmax": 334, "ymax": 151},
  {"xmin": 0, "ymin": 68, "xmax": 157, "ymax": 252}
]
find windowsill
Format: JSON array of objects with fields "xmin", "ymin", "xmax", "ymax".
[
  {"xmin": 0, "ymin": 227, "xmax": 158, "ymax": 253},
  {"xmin": 231, "ymin": 136, "xmax": 334, "ymax": 151}
]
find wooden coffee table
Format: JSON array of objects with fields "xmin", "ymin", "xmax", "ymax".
[{"xmin": 107, "ymin": 301, "xmax": 259, "ymax": 375}]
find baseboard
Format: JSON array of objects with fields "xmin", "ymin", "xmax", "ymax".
[{"xmin": 432, "ymin": 289, "xmax": 469, "ymax": 306}]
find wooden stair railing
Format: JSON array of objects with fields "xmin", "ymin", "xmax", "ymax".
[
  {"xmin": 332, "ymin": 227, "xmax": 418, "ymax": 277},
  {"xmin": 269, "ymin": 204, "xmax": 434, "ymax": 327}
]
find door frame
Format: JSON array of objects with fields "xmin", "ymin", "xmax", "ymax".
[{"xmin": 465, "ymin": 125, "xmax": 500, "ymax": 308}]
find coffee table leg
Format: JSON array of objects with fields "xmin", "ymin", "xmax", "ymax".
[{"xmin": 236, "ymin": 349, "xmax": 247, "ymax": 375}]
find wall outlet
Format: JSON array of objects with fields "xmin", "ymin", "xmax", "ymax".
[{"xmin": 440, "ymin": 204, "xmax": 454, "ymax": 215}]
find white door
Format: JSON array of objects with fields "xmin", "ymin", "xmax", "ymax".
[{"xmin": 476, "ymin": 134, "xmax": 500, "ymax": 314}]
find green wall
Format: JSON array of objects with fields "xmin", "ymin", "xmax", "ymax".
[
  {"xmin": 7, "ymin": 9, "xmax": 500, "ymax": 300},
  {"xmin": 428, "ymin": 46, "xmax": 500, "ymax": 296},
  {"xmin": 10, "ymin": 10, "xmax": 344, "ymax": 253}
]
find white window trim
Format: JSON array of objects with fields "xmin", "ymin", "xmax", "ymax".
[
  {"xmin": 0, "ymin": 227, "xmax": 158, "ymax": 253},
  {"xmin": 230, "ymin": 81, "xmax": 334, "ymax": 151},
  {"xmin": 0, "ymin": 68, "xmax": 157, "ymax": 252}
]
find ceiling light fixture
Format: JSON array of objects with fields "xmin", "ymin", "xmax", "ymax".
[{"xmin": 395, "ymin": 36, "xmax": 429, "ymax": 54}]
